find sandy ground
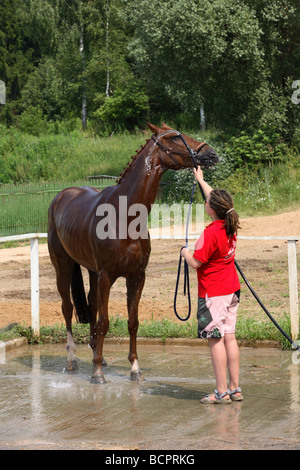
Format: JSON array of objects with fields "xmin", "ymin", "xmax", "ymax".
[{"xmin": 0, "ymin": 209, "xmax": 299, "ymax": 329}]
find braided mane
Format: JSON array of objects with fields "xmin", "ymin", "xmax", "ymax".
[{"xmin": 116, "ymin": 139, "xmax": 151, "ymax": 185}]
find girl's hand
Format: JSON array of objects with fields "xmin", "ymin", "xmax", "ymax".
[
  {"xmin": 180, "ymin": 247, "xmax": 189, "ymax": 257},
  {"xmin": 180, "ymin": 246, "xmax": 202, "ymax": 269},
  {"xmin": 193, "ymin": 165, "xmax": 204, "ymax": 181}
]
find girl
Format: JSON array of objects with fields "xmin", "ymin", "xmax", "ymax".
[{"xmin": 181, "ymin": 166, "xmax": 243, "ymax": 404}]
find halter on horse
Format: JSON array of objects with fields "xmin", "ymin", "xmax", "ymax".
[{"xmin": 48, "ymin": 122, "xmax": 219, "ymax": 383}]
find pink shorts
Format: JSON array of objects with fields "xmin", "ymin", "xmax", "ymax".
[{"xmin": 197, "ymin": 290, "xmax": 240, "ymax": 339}]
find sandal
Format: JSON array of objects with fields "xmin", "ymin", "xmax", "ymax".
[
  {"xmin": 200, "ymin": 389, "xmax": 232, "ymax": 404},
  {"xmin": 227, "ymin": 387, "xmax": 243, "ymax": 401}
]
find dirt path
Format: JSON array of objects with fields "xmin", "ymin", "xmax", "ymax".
[{"xmin": 0, "ymin": 209, "xmax": 299, "ymax": 328}]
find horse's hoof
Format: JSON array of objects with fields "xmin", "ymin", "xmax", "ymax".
[
  {"xmin": 67, "ymin": 360, "xmax": 77, "ymax": 371},
  {"xmin": 91, "ymin": 374, "xmax": 106, "ymax": 385},
  {"xmin": 130, "ymin": 371, "xmax": 144, "ymax": 382}
]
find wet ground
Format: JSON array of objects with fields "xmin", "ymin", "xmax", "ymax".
[{"xmin": 0, "ymin": 342, "xmax": 299, "ymax": 450}]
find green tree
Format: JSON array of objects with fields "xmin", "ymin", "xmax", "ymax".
[
  {"xmin": 93, "ymin": 79, "xmax": 149, "ymax": 132},
  {"xmin": 0, "ymin": 0, "xmax": 34, "ymax": 123},
  {"xmin": 129, "ymin": 0, "xmax": 265, "ymax": 128},
  {"xmin": 1, "ymin": 0, "xmax": 299, "ymax": 138},
  {"xmin": 20, "ymin": 0, "xmax": 92, "ymax": 127},
  {"xmin": 244, "ymin": 0, "xmax": 300, "ymax": 140},
  {"xmin": 128, "ymin": 0, "xmax": 299, "ymax": 138},
  {"xmin": 19, "ymin": 0, "xmax": 137, "ymax": 130}
]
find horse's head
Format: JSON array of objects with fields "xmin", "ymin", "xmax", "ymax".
[{"xmin": 147, "ymin": 122, "xmax": 219, "ymax": 170}]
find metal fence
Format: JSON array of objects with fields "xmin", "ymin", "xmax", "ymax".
[{"xmin": 0, "ymin": 177, "xmax": 116, "ymax": 237}]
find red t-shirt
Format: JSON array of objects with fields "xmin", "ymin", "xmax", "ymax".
[{"xmin": 193, "ymin": 219, "xmax": 240, "ymax": 297}]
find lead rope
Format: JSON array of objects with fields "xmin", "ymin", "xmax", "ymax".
[{"xmin": 173, "ymin": 178, "xmax": 197, "ymax": 321}]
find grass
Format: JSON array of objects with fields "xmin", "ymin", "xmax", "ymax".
[
  {"xmin": 215, "ymin": 160, "xmax": 300, "ymax": 218},
  {"xmin": 0, "ymin": 127, "xmax": 146, "ymax": 183},
  {"xmin": 0, "ymin": 313, "xmax": 295, "ymax": 350}
]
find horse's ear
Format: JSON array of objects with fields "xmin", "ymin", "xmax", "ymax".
[
  {"xmin": 146, "ymin": 122, "xmax": 159, "ymax": 134},
  {"xmin": 161, "ymin": 122, "xmax": 171, "ymax": 129}
]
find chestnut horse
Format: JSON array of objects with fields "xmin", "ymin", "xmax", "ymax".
[{"xmin": 48, "ymin": 122, "xmax": 219, "ymax": 383}]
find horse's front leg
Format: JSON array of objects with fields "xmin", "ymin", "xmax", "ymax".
[
  {"xmin": 91, "ymin": 270, "xmax": 114, "ymax": 384},
  {"xmin": 126, "ymin": 271, "xmax": 145, "ymax": 381},
  {"xmin": 88, "ymin": 270, "xmax": 107, "ymax": 367}
]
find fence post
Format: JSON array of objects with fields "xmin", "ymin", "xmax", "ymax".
[
  {"xmin": 30, "ymin": 237, "xmax": 40, "ymax": 335},
  {"xmin": 287, "ymin": 240, "xmax": 299, "ymax": 341}
]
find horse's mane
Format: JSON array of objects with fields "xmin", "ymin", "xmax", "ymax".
[{"xmin": 116, "ymin": 139, "xmax": 151, "ymax": 185}]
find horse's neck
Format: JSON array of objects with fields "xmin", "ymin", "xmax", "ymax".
[{"xmin": 116, "ymin": 140, "xmax": 164, "ymax": 211}]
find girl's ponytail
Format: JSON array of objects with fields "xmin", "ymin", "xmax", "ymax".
[{"xmin": 209, "ymin": 189, "xmax": 241, "ymax": 237}]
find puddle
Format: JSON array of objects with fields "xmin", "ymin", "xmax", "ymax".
[{"xmin": 0, "ymin": 343, "xmax": 299, "ymax": 450}]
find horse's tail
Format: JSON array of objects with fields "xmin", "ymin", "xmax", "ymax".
[{"xmin": 71, "ymin": 263, "xmax": 90, "ymax": 324}]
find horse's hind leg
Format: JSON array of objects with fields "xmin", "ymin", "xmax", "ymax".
[
  {"xmin": 88, "ymin": 270, "xmax": 98, "ymax": 352},
  {"xmin": 126, "ymin": 271, "xmax": 145, "ymax": 381},
  {"xmin": 57, "ymin": 262, "xmax": 78, "ymax": 370},
  {"xmin": 48, "ymin": 236, "xmax": 76, "ymax": 370}
]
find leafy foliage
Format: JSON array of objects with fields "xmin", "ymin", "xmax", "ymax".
[
  {"xmin": 93, "ymin": 81, "xmax": 150, "ymax": 132},
  {"xmin": 225, "ymin": 127, "xmax": 288, "ymax": 167},
  {"xmin": 0, "ymin": 0, "xmax": 299, "ymax": 153}
]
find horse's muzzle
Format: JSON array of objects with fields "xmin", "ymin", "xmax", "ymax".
[{"xmin": 196, "ymin": 148, "xmax": 219, "ymax": 169}]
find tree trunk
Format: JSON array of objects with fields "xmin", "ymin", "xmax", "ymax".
[
  {"xmin": 80, "ymin": 24, "xmax": 87, "ymax": 130},
  {"xmin": 200, "ymin": 105, "xmax": 205, "ymax": 131},
  {"xmin": 105, "ymin": 0, "xmax": 110, "ymax": 98}
]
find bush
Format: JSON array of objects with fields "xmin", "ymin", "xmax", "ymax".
[
  {"xmin": 224, "ymin": 126, "xmax": 287, "ymax": 168},
  {"xmin": 93, "ymin": 81, "xmax": 150, "ymax": 133},
  {"xmin": 18, "ymin": 106, "xmax": 48, "ymax": 136}
]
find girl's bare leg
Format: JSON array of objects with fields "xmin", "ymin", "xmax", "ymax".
[
  {"xmin": 208, "ymin": 337, "xmax": 230, "ymax": 400},
  {"xmin": 224, "ymin": 333, "xmax": 241, "ymax": 397}
]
